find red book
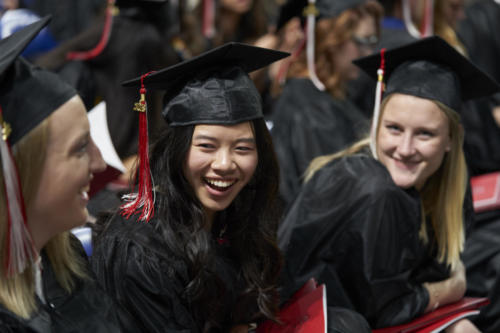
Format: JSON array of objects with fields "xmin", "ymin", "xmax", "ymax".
[
  {"xmin": 372, "ymin": 297, "xmax": 489, "ymax": 333},
  {"xmin": 257, "ymin": 279, "xmax": 327, "ymax": 333},
  {"xmin": 470, "ymin": 171, "xmax": 500, "ymax": 213}
]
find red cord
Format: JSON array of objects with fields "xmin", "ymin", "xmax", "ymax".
[{"xmin": 66, "ymin": 0, "xmax": 115, "ymax": 61}]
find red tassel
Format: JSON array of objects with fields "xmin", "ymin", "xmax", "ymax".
[
  {"xmin": 202, "ymin": 0, "xmax": 215, "ymax": 38},
  {"xmin": 120, "ymin": 72, "xmax": 155, "ymax": 222},
  {"xmin": 0, "ymin": 106, "xmax": 37, "ymax": 276}
]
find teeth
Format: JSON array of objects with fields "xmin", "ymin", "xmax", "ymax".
[
  {"xmin": 81, "ymin": 191, "xmax": 89, "ymax": 200},
  {"xmin": 206, "ymin": 179, "xmax": 235, "ymax": 188}
]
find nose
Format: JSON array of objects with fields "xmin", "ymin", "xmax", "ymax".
[
  {"xmin": 211, "ymin": 149, "xmax": 235, "ymax": 173},
  {"xmin": 396, "ymin": 133, "xmax": 416, "ymax": 158},
  {"xmin": 89, "ymin": 138, "xmax": 106, "ymax": 174}
]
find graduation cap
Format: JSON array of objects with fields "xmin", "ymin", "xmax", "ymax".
[
  {"xmin": 0, "ymin": 16, "xmax": 77, "ymax": 276},
  {"xmin": 352, "ymin": 36, "xmax": 500, "ymax": 157},
  {"xmin": 123, "ymin": 42, "xmax": 289, "ymax": 126},
  {"xmin": 120, "ymin": 42, "xmax": 289, "ymax": 222}
]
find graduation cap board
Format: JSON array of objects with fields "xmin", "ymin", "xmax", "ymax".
[
  {"xmin": 1, "ymin": 15, "xmax": 76, "ymax": 145},
  {"xmin": 0, "ymin": 16, "xmax": 78, "ymax": 277},
  {"xmin": 352, "ymin": 36, "xmax": 500, "ymax": 157},
  {"xmin": 353, "ymin": 35, "xmax": 500, "ymax": 111},
  {"xmin": 120, "ymin": 42, "xmax": 289, "ymax": 222},
  {"xmin": 123, "ymin": 42, "xmax": 289, "ymax": 126}
]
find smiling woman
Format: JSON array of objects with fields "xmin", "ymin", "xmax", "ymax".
[
  {"xmin": 278, "ymin": 36, "xmax": 500, "ymax": 331},
  {"xmin": 0, "ymin": 18, "xmax": 120, "ymax": 333},
  {"xmin": 90, "ymin": 43, "xmax": 289, "ymax": 332}
]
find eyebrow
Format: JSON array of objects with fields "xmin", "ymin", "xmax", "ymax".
[{"xmin": 193, "ymin": 135, "xmax": 256, "ymax": 144}]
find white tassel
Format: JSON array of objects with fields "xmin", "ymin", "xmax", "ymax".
[
  {"xmin": 304, "ymin": 0, "xmax": 325, "ymax": 91},
  {"xmin": 0, "ymin": 119, "xmax": 36, "ymax": 276},
  {"xmin": 370, "ymin": 68, "xmax": 384, "ymax": 159},
  {"xmin": 402, "ymin": 0, "xmax": 422, "ymax": 39}
]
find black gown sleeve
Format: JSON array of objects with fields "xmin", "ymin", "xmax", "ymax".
[
  {"xmin": 91, "ymin": 217, "xmax": 196, "ymax": 333},
  {"xmin": 279, "ymin": 155, "xmax": 430, "ymax": 328}
]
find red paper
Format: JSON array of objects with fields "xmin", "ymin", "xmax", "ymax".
[
  {"xmin": 470, "ymin": 171, "xmax": 500, "ymax": 212},
  {"xmin": 373, "ymin": 297, "xmax": 489, "ymax": 333},
  {"xmin": 257, "ymin": 279, "xmax": 327, "ymax": 333}
]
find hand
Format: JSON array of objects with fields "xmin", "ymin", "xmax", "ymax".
[
  {"xmin": 423, "ymin": 260, "xmax": 466, "ymax": 313},
  {"xmin": 444, "ymin": 319, "xmax": 481, "ymax": 333},
  {"xmin": 493, "ymin": 105, "xmax": 500, "ymax": 128},
  {"xmin": 230, "ymin": 324, "xmax": 250, "ymax": 333}
]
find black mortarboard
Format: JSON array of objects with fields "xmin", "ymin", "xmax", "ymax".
[
  {"xmin": 0, "ymin": 16, "xmax": 77, "ymax": 145},
  {"xmin": 276, "ymin": 0, "xmax": 367, "ymax": 30},
  {"xmin": 353, "ymin": 36, "xmax": 500, "ymax": 111},
  {"xmin": 123, "ymin": 42, "xmax": 289, "ymax": 127}
]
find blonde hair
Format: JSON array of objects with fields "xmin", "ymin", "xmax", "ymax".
[
  {"xmin": 288, "ymin": 1, "xmax": 383, "ymax": 98},
  {"xmin": 0, "ymin": 116, "xmax": 88, "ymax": 318},
  {"xmin": 305, "ymin": 95, "xmax": 467, "ymax": 269},
  {"xmin": 433, "ymin": 0, "xmax": 467, "ymax": 56}
]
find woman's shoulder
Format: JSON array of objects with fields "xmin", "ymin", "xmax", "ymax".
[
  {"xmin": 93, "ymin": 212, "xmax": 182, "ymax": 265},
  {"xmin": 305, "ymin": 153, "xmax": 419, "ymax": 208},
  {"xmin": 312, "ymin": 153, "xmax": 393, "ymax": 188}
]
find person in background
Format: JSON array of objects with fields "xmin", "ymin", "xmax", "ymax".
[
  {"xmin": 182, "ymin": 0, "xmax": 271, "ymax": 56},
  {"xmin": 456, "ymin": 1, "xmax": 500, "ymax": 331},
  {"xmin": 278, "ymin": 36, "xmax": 499, "ymax": 331},
  {"xmin": 270, "ymin": 0, "xmax": 382, "ymax": 208},
  {"xmin": 0, "ymin": 17, "xmax": 120, "ymax": 333}
]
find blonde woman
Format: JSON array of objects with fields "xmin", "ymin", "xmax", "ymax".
[
  {"xmin": 0, "ymin": 18, "xmax": 120, "ymax": 332},
  {"xmin": 278, "ymin": 37, "xmax": 499, "ymax": 331}
]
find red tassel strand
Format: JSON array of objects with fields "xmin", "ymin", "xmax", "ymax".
[
  {"xmin": 120, "ymin": 72, "xmax": 155, "ymax": 222},
  {"xmin": 66, "ymin": 0, "xmax": 116, "ymax": 61}
]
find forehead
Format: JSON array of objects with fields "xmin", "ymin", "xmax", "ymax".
[
  {"xmin": 382, "ymin": 94, "xmax": 448, "ymax": 124},
  {"xmin": 192, "ymin": 122, "xmax": 255, "ymax": 138},
  {"xmin": 47, "ymin": 96, "xmax": 88, "ymax": 145}
]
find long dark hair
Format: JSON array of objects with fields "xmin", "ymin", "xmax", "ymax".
[{"xmin": 148, "ymin": 118, "xmax": 282, "ymax": 330}]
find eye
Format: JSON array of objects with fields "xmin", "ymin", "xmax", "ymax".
[
  {"xmin": 236, "ymin": 145, "xmax": 255, "ymax": 152},
  {"xmin": 385, "ymin": 124, "xmax": 401, "ymax": 133},
  {"xmin": 417, "ymin": 130, "xmax": 434, "ymax": 138},
  {"xmin": 196, "ymin": 142, "xmax": 216, "ymax": 149},
  {"xmin": 74, "ymin": 139, "xmax": 89, "ymax": 155}
]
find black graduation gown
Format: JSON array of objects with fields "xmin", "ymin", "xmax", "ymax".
[
  {"xmin": 270, "ymin": 78, "xmax": 368, "ymax": 207},
  {"xmin": 457, "ymin": 3, "xmax": 500, "ymax": 332},
  {"xmin": 278, "ymin": 154, "xmax": 452, "ymax": 328},
  {"xmin": 457, "ymin": 0, "xmax": 500, "ymax": 176},
  {"xmin": 0, "ymin": 236, "xmax": 121, "ymax": 333},
  {"xmin": 91, "ymin": 213, "xmax": 257, "ymax": 333}
]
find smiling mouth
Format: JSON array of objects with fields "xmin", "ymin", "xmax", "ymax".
[{"xmin": 204, "ymin": 178, "xmax": 236, "ymax": 192}]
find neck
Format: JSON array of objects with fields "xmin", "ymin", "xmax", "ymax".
[{"xmin": 204, "ymin": 209, "xmax": 215, "ymax": 231}]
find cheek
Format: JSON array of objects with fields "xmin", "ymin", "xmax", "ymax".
[{"xmin": 240, "ymin": 155, "xmax": 258, "ymax": 181}]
